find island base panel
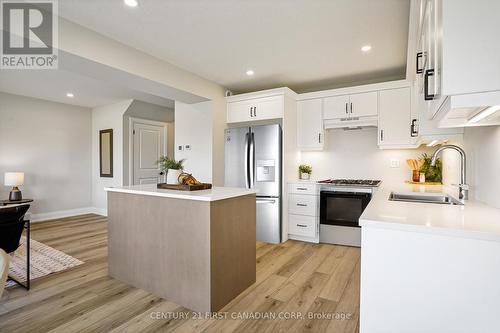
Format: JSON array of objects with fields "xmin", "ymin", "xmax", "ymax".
[{"xmin": 107, "ymin": 192, "xmax": 256, "ymax": 312}]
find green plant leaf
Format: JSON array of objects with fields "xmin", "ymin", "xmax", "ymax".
[
  {"xmin": 419, "ymin": 153, "xmax": 442, "ymax": 183},
  {"xmin": 298, "ymin": 164, "xmax": 312, "ymax": 174},
  {"xmin": 157, "ymin": 156, "xmax": 185, "ymax": 171}
]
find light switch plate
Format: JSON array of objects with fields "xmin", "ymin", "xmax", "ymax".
[
  {"xmin": 178, "ymin": 145, "xmax": 184, "ymax": 151},
  {"xmin": 390, "ymin": 159, "xmax": 400, "ymax": 168}
]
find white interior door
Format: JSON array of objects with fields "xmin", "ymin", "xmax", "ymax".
[{"xmin": 133, "ymin": 120, "xmax": 167, "ymax": 185}]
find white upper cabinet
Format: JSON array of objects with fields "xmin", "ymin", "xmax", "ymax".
[
  {"xmin": 297, "ymin": 99, "xmax": 324, "ymax": 151},
  {"xmin": 323, "ymin": 92, "xmax": 377, "ymax": 120},
  {"xmin": 227, "ymin": 95, "xmax": 284, "ymax": 123},
  {"xmin": 227, "ymin": 99, "xmax": 255, "ymax": 123},
  {"xmin": 349, "ymin": 92, "xmax": 378, "ymax": 118},
  {"xmin": 323, "ymin": 95, "xmax": 350, "ymax": 119},
  {"xmin": 378, "ymin": 87, "xmax": 414, "ymax": 148},
  {"xmin": 253, "ymin": 96, "xmax": 284, "ymax": 120},
  {"xmin": 440, "ymin": 0, "xmax": 500, "ymax": 95},
  {"xmin": 413, "ymin": 0, "xmax": 500, "ymax": 123}
]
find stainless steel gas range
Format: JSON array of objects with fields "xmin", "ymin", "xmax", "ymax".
[{"xmin": 317, "ymin": 179, "xmax": 381, "ymax": 247}]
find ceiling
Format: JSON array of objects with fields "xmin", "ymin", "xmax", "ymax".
[
  {"xmin": 59, "ymin": 0, "xmax": 410, "ymax": 93},
  {"xmin": 0, "ymin": 68, "xmax": 175, "ymax": 109}
]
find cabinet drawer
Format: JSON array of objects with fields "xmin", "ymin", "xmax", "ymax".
[
  {"xmin": 287, "ymin": 183, "xmax": 317, "ymax": 195},
  {"xmin": 289, "ymin": 215, "xmax": 316, "ymax": 237},
  {"xmin": 289, "ymin": 194, "xmax": 317, "ymax": 216}
]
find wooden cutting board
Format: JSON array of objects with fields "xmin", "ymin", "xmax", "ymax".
[
  {"xmin": 405, "ymin": 181, "xmax": 442, "ymax": 185},
  {"xmin": 157, "ymin": 183, "xmax": 212, "ymax": 191}
]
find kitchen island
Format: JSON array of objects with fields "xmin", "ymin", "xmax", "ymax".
[
  {"xmin": 105, "ymin": 184, "xmax": 257, "ymax": 312},
  {"xmin": 359, "ymin": 183, "xmax": 500, "ymax": 333}
]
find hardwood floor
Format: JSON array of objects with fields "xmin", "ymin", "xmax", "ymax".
[{"xmin": 0, "ymin": 214, "xmax": 360, "ymax": 333}]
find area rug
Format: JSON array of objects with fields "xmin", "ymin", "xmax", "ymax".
[{"xmin": 5, "ymin": 236, "xmax": 84, "ymax": 288}]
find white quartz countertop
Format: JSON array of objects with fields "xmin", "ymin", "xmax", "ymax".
[
  {"xmin": 360, "ymin": 183, "xmax": 500, "ymax": 242},
  {"xmin": 105, "ymin": 184, "xmax": 257, "ymax": 202}
]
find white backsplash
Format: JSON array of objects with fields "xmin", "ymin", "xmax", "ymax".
[
  {"xmin": 299, "ymin": 128, "xmax": 442, "ymax": 185},
  {"xmin": 463, "ymin": 126, "xmax": 500, "ymax": 208}
]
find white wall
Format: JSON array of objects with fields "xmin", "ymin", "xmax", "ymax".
[
  {"xmin": 122, "ymin": 100, "xmax": 175, "ymax": 185},
  {"xmin": 299, "ymin": 128, "xmax": 437, "ymax": 184},
  {"xmin": 174, "ymin": 101, "xmax": 213, "ymax": 183},
  {"xmin": 0, "ymin": 92, "xmax": 92, "ymax": 218},
  {"xmin": 463, "ymin": 126, "xmax": 500, "ymax": 208},
  {"xmin": 59, "ymin": 18, "xmax": 227, "ymax": 185},
  {"xmin": 91, "ymin": 100, "xmax": 133, "ymax": 213}
]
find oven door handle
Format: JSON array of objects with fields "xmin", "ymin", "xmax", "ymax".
[{"xmin": 320, "ymin": 191, "xmax": 371, "ymax": 197}]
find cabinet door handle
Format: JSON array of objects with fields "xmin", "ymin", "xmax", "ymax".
[
  {"xmin": 416, "ymin": 52, "xmax": 423, "ymax": 74},
  {"xmin": 250, "ymin": 107, "xmax": 253, "ymax": 117},
  {"xmin": 410, "ymin": 119, "xmax": 418, "ymax": 137},
  {"xmin": 254, "ymin": 106, "xmax": 257, "ymax": 117},
  {"xmin": 380, "ymin": 129, "xmax": 384, "ymax": 141},
  {"xmin": 345, "ymin": 103, "xmax": 348, "ymax": 114},
  {"xmin": 296, "ymin": 224, "xmax": 308, "ymax": 228},
  {"xmin": 424, "ymin": 69, "xmax": 435, "ymax": 101},
  {"xmin": 296, "ymin": 203, "xmax": 307, "ymax": 207},
  {"xmin": 350, "ymin": 102, "xmax": 353, "ymax": 114},
  {"xmin": 296, "ymin": 187, "xmax": 307, "ymax": 191},
  {"xmin": 318, "ymin": 133, "xmax": 321, "ymax": 143}
]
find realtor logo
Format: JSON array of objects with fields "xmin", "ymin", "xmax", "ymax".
[{"xmin": 1, "ymin": 0, "xmax": 58, "ymax": 69}]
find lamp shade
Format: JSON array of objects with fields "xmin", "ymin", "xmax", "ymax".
[{"xmin": 4, "ymin": 172, "xmax": 24, "ymax": 186}]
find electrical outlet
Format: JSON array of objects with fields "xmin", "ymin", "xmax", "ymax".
[
  {"xmin": 185, "ymin": 144, "xmax": 191, "ymax": 150},
  {"xmin": 390, "ymin": 158, "xmax": 400, "ymax": 168}
]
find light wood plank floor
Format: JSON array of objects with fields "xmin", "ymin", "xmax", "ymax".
[{"xmin": 0, "ymin": 214, "xmax": 360, "ymax": 333}]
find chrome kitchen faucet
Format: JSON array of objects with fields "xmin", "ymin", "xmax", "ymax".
[{"xmin": 430, "ymin": 145, "xmax": 469, "ymax": 201}]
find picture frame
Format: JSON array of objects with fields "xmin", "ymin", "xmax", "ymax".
[{"xmin": 99, "ymin": 129, "xmax": 113, "ymax": 178}]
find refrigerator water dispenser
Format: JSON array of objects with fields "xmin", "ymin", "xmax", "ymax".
[{"xmin": 256, "ymin": 159, "xmax": 275, "ymax": 182}]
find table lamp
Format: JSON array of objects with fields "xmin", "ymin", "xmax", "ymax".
[{"xmin": 4, "ymin": 172, "xmax": 24, "ymax": 201}]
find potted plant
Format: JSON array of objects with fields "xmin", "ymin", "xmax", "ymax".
[
  {"xmin": 419, "ymin": 153, "xmax": 442, "ymax": 183},
  {"xmin": 157, "ymin": 156, "xmax": 185, "ymax": 184},
  {"xmin": 299, "ymin": 164, "xmax": 312, "ymax": 180}
]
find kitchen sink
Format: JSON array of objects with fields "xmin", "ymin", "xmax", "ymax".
[{"xmin": 389, "ymin": 192, "xmax": 464, "ymax": 205}]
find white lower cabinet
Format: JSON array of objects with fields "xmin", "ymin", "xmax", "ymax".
[
  {"xmin": 289, "ymin": 215, "xmax": 316, "ymax": 237},
  {"xmin": 287, "ymin": 183, "xmax": 319, "ymax": 243}
]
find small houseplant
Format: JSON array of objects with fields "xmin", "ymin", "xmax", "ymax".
[
  {"xmin": 299, "ymin": 164, "xmax": 312, "ymax": 180},
  {"xmin": 157, "ymin": 156, "xmax": 185, "ymax": 184},
  {"xmin": 419, "ymin": 153, "xmax": 442, "ymax": 183}
]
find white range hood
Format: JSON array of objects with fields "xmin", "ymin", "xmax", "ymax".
[{"xmin": 324, "ymin": 115, "xmax": 378, "ymax": 130}]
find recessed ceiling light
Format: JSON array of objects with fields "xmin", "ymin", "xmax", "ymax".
[
  {"xmin": 124, "ymin": 0, "xmax": 138, "ymax": 7},
  {"xmin": 246, "ymin": 70, "xmax": 255, "ymax": 76},
  {"xmin": 361, "ymin": 45, "xmax": 372, "ymax": 52},
  {"xmin": 66, "ymin": 93, "xmax": 74, "ymax": 98}
]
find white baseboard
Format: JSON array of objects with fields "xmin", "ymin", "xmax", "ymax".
[
  {"xmin": 28, "ymin": 206, "xmax": 107, "ymax": 222},
  {"xmin": 89, "ymin": 207, "xmax": 108, "ymax": 217}
]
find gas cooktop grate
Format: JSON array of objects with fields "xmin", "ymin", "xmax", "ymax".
[{"xmin": 317, "ymin": 179, "xmax": 382, "ymax": 187}]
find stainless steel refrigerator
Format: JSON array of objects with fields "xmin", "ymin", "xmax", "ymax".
[{"xmin": 224, "ymin": 124, "xmax": 282, "ymax": 244}]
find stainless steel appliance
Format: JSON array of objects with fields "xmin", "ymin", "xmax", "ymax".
[
  {"xmin": 318, "ymin": 179, "xmax": 380, "ymax": 247},
  {"xmin": 224, "ymin": 124, "xmax": 282, "ymax": 244}
]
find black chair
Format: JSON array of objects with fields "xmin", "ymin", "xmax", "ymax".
[{"xmin": 0, "ymin": 204, "xmax": 31, "ymax": 289}]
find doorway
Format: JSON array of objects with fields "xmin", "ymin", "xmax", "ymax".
[{"xmin": 130, "ymin": 118, "xmax": 168, "ymax": 185}]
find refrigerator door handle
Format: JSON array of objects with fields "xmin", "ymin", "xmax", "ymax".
[
  {"xmin": 249, "ymin": 132, "xmax": 255, "ymax": 188},
  {"xmin": 244, "ymin": 132, "xmax": 250, "ymax": 189},
  {"xmin": 256, "ymin": 199, "xmax": 276, "ymax": 204}
]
